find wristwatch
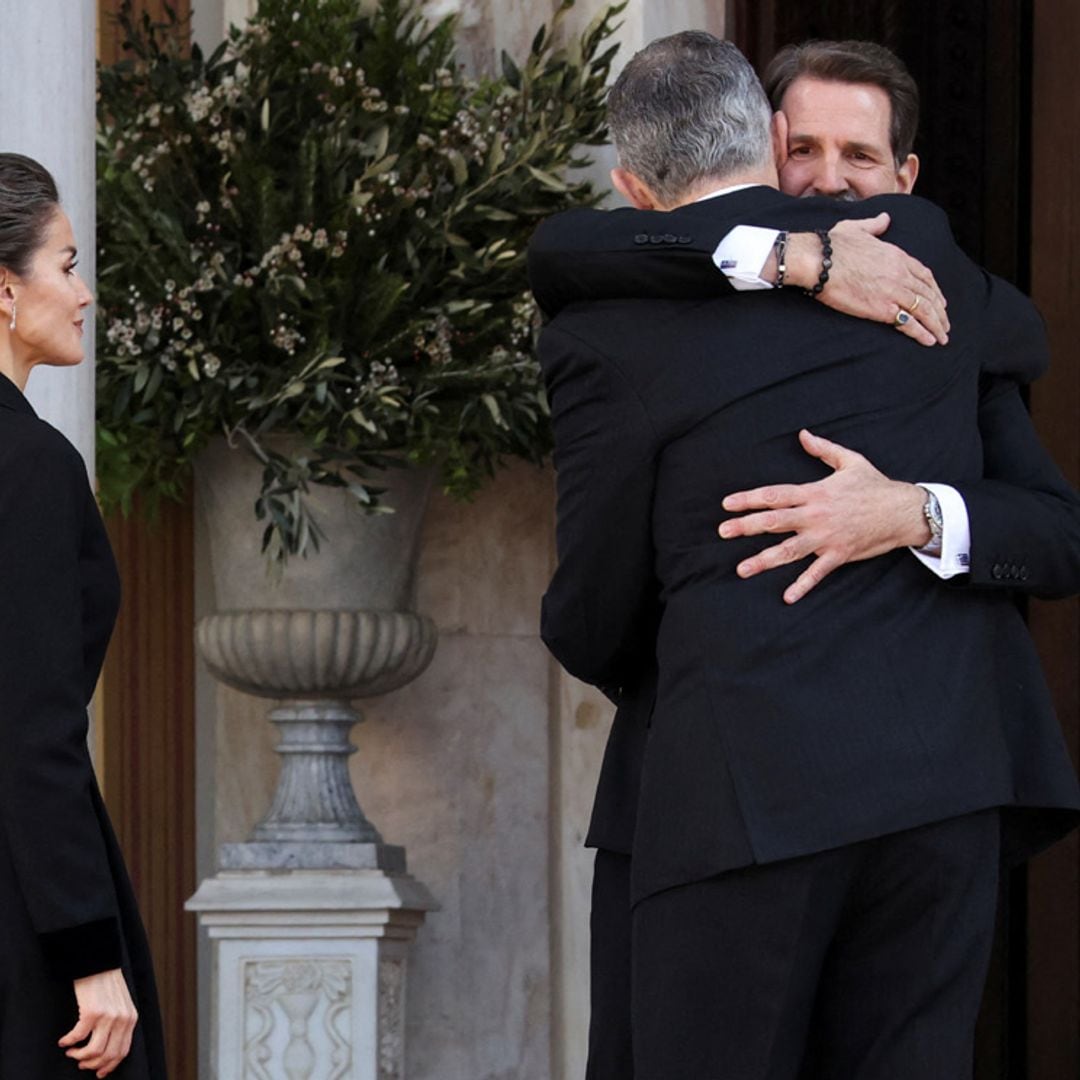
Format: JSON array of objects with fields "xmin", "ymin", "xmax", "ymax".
[{"xmin": 917, "ymin": 485, "xmax": 943, "ymax": 555}]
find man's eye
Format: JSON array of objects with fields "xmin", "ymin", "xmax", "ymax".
[
  {"xmin": 789, "ymin": 146, "xmax": 813, "ymax": 157},
  {"xmin": 65, "ymin": 262, "xmax": 78, "ymax": 276}
]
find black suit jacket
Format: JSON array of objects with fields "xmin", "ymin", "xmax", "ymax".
[
  {"xmin": 535, "ymin": 187, "xmax": 1080, "ymax": 904},
  {"xmin": 0, "ymin": 373, "xmax": 165, "ymax": 1075}
]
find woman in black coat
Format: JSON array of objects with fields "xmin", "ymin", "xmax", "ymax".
[{"xmin": 0, "ymin": 154, "xmax": 165, "ymax": 1078}]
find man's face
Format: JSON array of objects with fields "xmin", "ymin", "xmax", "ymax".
[{"xmin": 777, "ymin": 76, "xmax": 918, "ymax": 200}]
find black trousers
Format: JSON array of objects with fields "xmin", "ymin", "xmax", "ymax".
[{"xmin": 588, "ymin": 810, "xmax": 1000, "ymax": 1080}]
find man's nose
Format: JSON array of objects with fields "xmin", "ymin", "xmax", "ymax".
[{"xmin": 811, "ymin": 156, "xmax": 849, "ymax": 198}]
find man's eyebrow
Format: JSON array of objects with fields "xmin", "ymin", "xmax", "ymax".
[{"xmin": 840, "ymin": 140, "xmax": 885, "ymax": 156}]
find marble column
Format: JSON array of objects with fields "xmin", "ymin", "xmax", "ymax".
[{"xmin": 0, "ymin": 1, "xmax": 97, "ymax": 470}]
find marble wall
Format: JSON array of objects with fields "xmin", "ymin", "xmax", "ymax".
[{"xmin": 196, "ymin": 3, "xmax": 724, "ymax": 1078}]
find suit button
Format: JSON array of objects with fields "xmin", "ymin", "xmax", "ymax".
[
  {"xmin": 1011, "ymin": 565, "xmax": 1021, "ymax": 579},
  {"xmin": 1020, "ymin": 566, "xmax": 1030, "ymax": 581},
  {"xmin": 649, "ymin": 234, "xmax": 664, "ymax": 244},
  {"xmin": 991, "ymin": 563, "xmax": 1004, "ymax": 579},
  {"xmin": 634, "ymin": 234, "xmax": 649, "ymax": 245},
  {"xmin": 662, "ymin": 233, "xmax": 678, "ymax": 243},
  {"xmin": 678, "ymin": 235, "xmax": 692, "ymax": 244}
]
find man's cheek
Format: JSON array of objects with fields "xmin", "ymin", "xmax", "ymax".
[{"xmin": 778, "ymin": 162, "xmax": 812, "ymax": 197}]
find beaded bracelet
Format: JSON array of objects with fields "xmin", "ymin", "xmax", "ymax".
[{"xmin": 804, "ymin": 229, "xmax": 832, "ymax": 297}]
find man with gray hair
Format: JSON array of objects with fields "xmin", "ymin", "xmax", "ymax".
[{"xmin": 536, "ymin": 31, "xmax": 1080, "ymax": 1079}]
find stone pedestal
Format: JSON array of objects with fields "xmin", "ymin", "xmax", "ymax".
[
  {"xmin": 187, "ymin": 870, "xmax": 435, "ymax": 1080},
  {"xmin": 192, "ymin": 441, "xmax": 440, "ymax": 1076}
]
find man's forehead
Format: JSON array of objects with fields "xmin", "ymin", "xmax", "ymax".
[{"xmin": 780, "ymin": 76, "xmax": 893, "ymax": 144}]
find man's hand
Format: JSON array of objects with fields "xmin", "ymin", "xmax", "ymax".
[
  {"xmin": 718, "ymin": 429, "xmax": 931, "ymax": 604},
  {"xmin": 59, "ymin": 969, "xmax": 138, "ymax": 1077},
  {"xmin": 783, "ymin": 213, "xmax": 950, "ymax": 347}
]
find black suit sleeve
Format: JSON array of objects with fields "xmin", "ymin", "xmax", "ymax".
[
  {"xmin": 538, "ymin": 321, "xmax": 661, "ymax": 695},
  {"xmin": 528, "ymin": 206, "xmax": 735, "ymax": 318},
  {"xmin": 0, "ymin": 428, "xmax": 122, "ymax": 979},
  {"xmin": 939, "ymin": 269, "xmax": 1080, "ymax": 597},
  {"xmin": 956, "ymin": 377, "xmax": 1080, "ymax": 597}
]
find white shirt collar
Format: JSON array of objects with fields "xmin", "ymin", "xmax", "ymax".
[{"xmin": 694, "ymin": 182, "xmax": 768, "ymax": 203}]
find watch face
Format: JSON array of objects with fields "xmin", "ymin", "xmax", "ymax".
[{"xmin": 928, "ymin": 492, "xmax": 944, "ymax": 528}]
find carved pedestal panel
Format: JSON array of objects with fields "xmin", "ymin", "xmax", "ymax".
[{"xmin": 187, "ymin": 871, "xmax": 435, "ymax": 1079}]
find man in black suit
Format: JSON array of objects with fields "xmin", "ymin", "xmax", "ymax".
[{"xmin": 535, "ymin": 32, "xmax": 1080, "ymax": 1079}]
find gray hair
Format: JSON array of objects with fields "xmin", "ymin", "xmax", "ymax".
[{"xmin": 607, "ymin": 32, "xmax": 774, "ymax": 204}]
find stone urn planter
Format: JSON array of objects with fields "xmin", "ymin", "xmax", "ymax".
[
  {"xmin": 194, "ymin": 436, "xmax": 438, "ymax": 872},
  {"xmin": 189, "ymin": 439, "xmax": 439, "ymax": 1080}
]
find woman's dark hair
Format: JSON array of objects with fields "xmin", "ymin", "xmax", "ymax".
[{"xmin": 0, "ymin": 153, "xmax": 60, "ymax": 277}]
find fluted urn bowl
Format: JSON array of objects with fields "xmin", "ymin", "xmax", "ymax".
[{"xmin": 197, "ymin": 608, "xmax": 437, "ymax": 700}]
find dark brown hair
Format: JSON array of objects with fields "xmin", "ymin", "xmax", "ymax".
[
  {"xmin": 763, "ymin": 40, "xmax": 919, "ymax": 165},
  {"xmin": 0, "ymin": 153, "xmax": 60, "ymax": 277}
]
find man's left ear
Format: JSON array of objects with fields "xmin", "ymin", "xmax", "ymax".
[
  {"xmin": 896, "ymin": 153, "xmax": 919, "ymax": 193},
  {"xmin": 771, "ymin": 111, "xmax": 789, "ymax": 170},
  {"xmin": 611, "ymin": 167, "xmax": 662, "ymax": 210}
]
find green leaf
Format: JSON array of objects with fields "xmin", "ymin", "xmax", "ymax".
[
  {"xmin": 481, "ymin": 393, "xmax": 506, "ymax": 428},
  {"xmin": 445, "ymin": 148, "xmax": 469, "ymax": 186},
  {"xmin": 526, "ymin": 164, "xmax": 569, "ymax": 192}
]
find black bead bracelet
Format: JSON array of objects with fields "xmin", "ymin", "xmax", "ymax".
[{"xmin": 804, "ymin": 229, "xmax": 832, "ymax": 297}]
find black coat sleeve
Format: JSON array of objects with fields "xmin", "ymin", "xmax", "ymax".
[
  {"xmin": 946, "ymin": 267, "xmax": 1080, "ymax": 597},
  {"xmin": 538, "ymin": 321, "xmax": 661, "ymax": 696},
  {"xmin": 528, "ymin": 206, "xmax": 735, "ymax": 318},
  {"xmin": 0, "ymin": 424, "xmax": 122, "ymax": 979},
  {"xmin": 957, "ymin": 377, "xmax": 1080, "ymax": 597}
]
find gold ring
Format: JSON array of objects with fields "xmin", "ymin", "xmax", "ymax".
[
  {"xmin": 893, "ymin": 309, "xmax": 912, "ymax": 328},
  {"xmin": 910, "ymin": 294, "xmax": 922, "ymax": 313}
]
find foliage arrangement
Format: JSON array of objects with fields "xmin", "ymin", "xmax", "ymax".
[{"xmin": 96, "ymin": 0, "xmax": 621, "ymax": 558}]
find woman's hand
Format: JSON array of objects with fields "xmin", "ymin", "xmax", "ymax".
[{"xmin": 58, "ymin": 969, "xmax": 138, "ymax": 1077}]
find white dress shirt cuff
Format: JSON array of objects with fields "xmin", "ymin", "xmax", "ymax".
[
  {"xmin": 909, "ymin": 483, "xmax": 971, "ymax": 578},
  {"xmin": 712, "ymin": 225, "xmax": 780, "ymax": 291}
]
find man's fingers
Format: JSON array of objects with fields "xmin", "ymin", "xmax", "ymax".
[
  {"xmin": 736, "ymin": 535, "xmax": 810, "ymax": 578},
  {"xmin": 783, "ymin": 552, "xmax": 843, "ymax": 604},
  {"xmin": 718, "ymin": 507, "xmax": 802, "ymax": 538},
  {"xmin": 911, "ymin": 295, "xmax": 950, "ymax": 344},
  {"xmin": 722, "ymin": 483, "xmax": 810, "ymax": 513},
  {"xmin": 906, "ymin": 261, "xmax": 946, "ymax": 308},
  {"xmin": 895, "ymin": 305, "xmax": 939, "ymax": 347},
  {"xmin": 847, "ymin": 211, "xmax": 891, "ymax": 237},
  {"xmin": 902, "ymin": 274, "xmax": 950, "ymax": 342},
  {"xmin": 797, "ymin": 428, "xmax": 864, "ymax": 471}
]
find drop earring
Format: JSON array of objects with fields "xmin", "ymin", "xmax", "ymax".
[{"xmin": 8, "ymin": 302, "xmax": 14, "ymax": 332}]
